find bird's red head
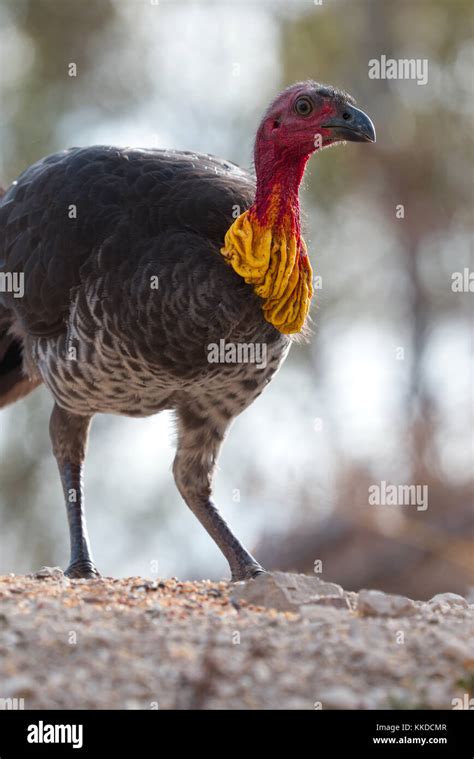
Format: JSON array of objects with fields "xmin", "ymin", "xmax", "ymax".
[
  {"xmin": 253, "ymin": 80, "xmax": 376, "ymax": 223},
  {"xmin": 221, "ymin": 81, "xmax": 375, "ymax": 334},
  {"xmin": 256, "ymin": 80, "xmax": 375, "ymax": 159}
]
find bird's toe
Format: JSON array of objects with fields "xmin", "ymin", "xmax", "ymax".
[
  {"xmin": 65, "ymin": 562, "xmax": 101, "ymax": 580},
  {"xmin": 231, "ymin": 565, "xmax": 268, "ymax": 582}
]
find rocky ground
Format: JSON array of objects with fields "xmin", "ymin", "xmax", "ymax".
[{"xmin": 0, "ymin": 570, "xmax": 473, "ymax": 710}]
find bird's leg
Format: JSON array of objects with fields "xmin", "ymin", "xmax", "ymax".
[
  {"xmin": 173, "ymin": 407, "xmax": 265, "ymax": 582},
  {"xmin": 49, "ymin": 404, "xmax": 99, "ymax": 579}
]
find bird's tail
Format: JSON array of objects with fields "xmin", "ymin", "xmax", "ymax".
[
  {"xmin": 0, "ymin": 185, "xmax": 42, "ymax": 407},
  {"xmin": 0, "ymin": 307, "xmax": 42, "ymax": 409}
]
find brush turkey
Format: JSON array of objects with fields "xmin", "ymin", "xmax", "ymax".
[{"xmin": 0, "ymin": 81, "xmax": 375, "ymax": 579}]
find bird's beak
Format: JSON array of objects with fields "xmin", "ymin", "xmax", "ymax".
[{"xmin": 321, "ymin": 104, "xmax": 376, "ymax": 143}]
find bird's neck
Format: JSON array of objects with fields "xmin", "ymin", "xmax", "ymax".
[
  {"xmin": 220, "ymin": 147, "xmax": 313, "ymax": 335},
  {"xmin": 252, "ymin": 148, "xmax": 309, "ymax": 235}
]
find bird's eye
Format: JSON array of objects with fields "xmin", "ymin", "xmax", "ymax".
[{"xmin": 294, "ymin": 97, "xmax": 313, "ymax": 117}]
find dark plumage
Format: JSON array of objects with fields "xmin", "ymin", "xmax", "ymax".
[{"xmin": 0, "ymin": 82, "xmax": 375, "ymax": 579}]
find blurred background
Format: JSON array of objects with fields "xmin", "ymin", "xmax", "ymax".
[{"xmin": 0, "ymin": 0, "xmax": 472, "ymax": 599}]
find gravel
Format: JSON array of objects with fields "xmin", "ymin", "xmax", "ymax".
[{"xmin": 0, "ymin": 570, "xmax": 473, "ymax": 710}]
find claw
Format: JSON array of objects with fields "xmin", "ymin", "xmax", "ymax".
[
  {"xmin": 65, "ymin": 562, "xmax": 101, "ymax": 579},
  {"xmin": 231, "ymin": 565, "xmax": 267, "ymax": 582}
]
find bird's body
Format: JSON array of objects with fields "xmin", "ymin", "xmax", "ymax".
[
  {"xmin": 1, "ymin": 146, "xmax": 288, "ymax": 420},
  {"xmin": 0, "ymin": 82, "xmax": 375, "ymax": 579}
]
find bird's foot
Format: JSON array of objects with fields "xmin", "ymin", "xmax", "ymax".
[
  {"xmin": 231, "ymin": 564, "xmax": 267, "ymax": 582},
  {"xmin": 65, "ymin": 561, "xmax": 101, "ymax": 579}
]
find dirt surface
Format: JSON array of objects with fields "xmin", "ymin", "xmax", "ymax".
[{"xmin": 0, "ymin": 569, "xmax": 473, "ymax": 710}]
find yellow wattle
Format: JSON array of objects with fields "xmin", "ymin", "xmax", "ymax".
[{"xmin": 220, "ymin": 209, "xmax": 313, "ymax": 334}]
